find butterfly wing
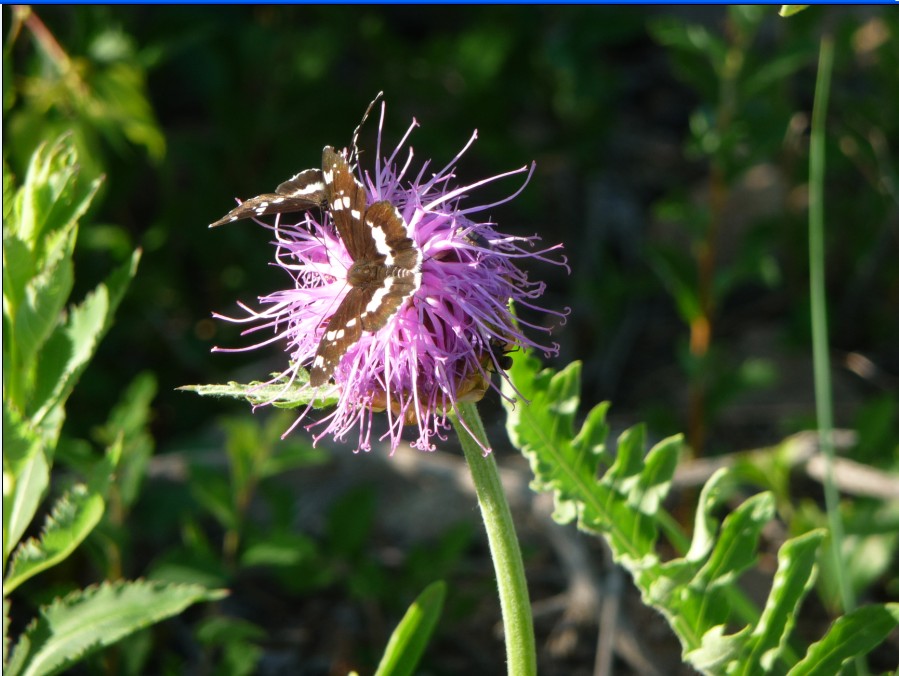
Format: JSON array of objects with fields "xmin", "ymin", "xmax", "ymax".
[
  {"xmin": 322, "ymin": 147, "xmax": 379, "ymax": 262},
  {"xmin": 309, "ymin": 286, "xmax": 373, "ymax": 387},
  {"xmin": 209, "ymin": 168, "xmax": 326, "ymax": 227}
]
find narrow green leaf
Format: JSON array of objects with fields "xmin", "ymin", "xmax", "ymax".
[
  {"xmin": 96, "ymin": 372, "xmax": 156, "ymax": 508},
  {"xmin": 5, "ymin": 579, "xmax": 228, "ymax": 676},
  {"xmin": 4, "ymin": 484, "xmax": 105, "ymax": 594},
  {"xmin": 374, "ymin": 581, "xmax": 446, "ymax": 676},
  {"xmin": 189, "ymin": 468, "xmax": 237, "ymax": 531},
  {"xmin": 745, "ymin": 530, "xmax": 825, "ymax": 674},
  {"xmin": 788, "ymin": 603, "xmax": 899, "ymax": 676},
  {"xmin": 240, "ymin": 532, "xmax": 317, "ymax": 568},
  {"xmin": 693, "ymin": 492, "xmax": 775, "ymax": 591},
  {"xmin": 2, "ymin": 406, "xmax": 50, "ymax": 564}
]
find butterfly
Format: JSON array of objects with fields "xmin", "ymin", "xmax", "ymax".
[{"xmin": 308, "ymin": 146, "xmax": 421, "ymax": 386}]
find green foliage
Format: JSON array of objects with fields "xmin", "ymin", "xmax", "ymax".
[
  {"xmin": 4, "ymin": 451, "xmax": 114, "ymax": 594},
  {"xmin": 374, "ymin": 581, "xmax": 446, "ymax": 676},
  {"xmin": 5, "ymin": 580, "xmax": 226, "ymax": 676},
  {"xmin": 4, "ymin": 6, "xmax": 164, "ymax": 180},
  {"xmin": 3, "ymin": 135, "xmax": 221, "ymax": 675},
  {"xmin": 195, "ymin": 616, "xmax": 266, "ymax": 676},
  {"xmin": 502, "ymin": 350, "xmax": 899, "ymax": 675}
]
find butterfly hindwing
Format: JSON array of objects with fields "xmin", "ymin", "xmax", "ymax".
[{"xmin": 309, "ymin": 286, "xmax": 372, "ymax": 387}]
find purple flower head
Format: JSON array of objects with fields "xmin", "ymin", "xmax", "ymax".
[{"xmin": 214, "ymin": 101, "xmax": 568, "ymax": 453}]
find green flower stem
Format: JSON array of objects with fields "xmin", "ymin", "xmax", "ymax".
[{"xmin": 451, "ymin": 401, "xmax": 536, "ymax": 676}]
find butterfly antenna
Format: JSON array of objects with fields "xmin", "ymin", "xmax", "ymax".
[{"xmin": 349, "ymin": 91, "xmax": 384, "ymax": 168}]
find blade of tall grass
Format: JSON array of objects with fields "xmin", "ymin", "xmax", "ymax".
[{"xmin": 808, "ymin": 34, "xmax": 855, "ymax": 620}]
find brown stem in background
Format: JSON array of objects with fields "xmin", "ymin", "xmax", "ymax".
[
  {"xmin": 14, "ymin": 5, "xmax": 73, "ymax": 71},
  {"xmin": 686, "ymin": 16, "xmax": 748, "ymax": 459}
]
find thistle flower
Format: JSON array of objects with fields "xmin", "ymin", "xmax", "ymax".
[{"xmin": 214, "ymin": 102, "xmax": 568, "ymax": 453}]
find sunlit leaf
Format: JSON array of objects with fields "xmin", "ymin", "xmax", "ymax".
[
  {"xmin": 5, "ymin": 580, "xmax": 227, "ymax": 676},
  {"xmin": 744, "ymin": 530, "xmax": 825, "ymax": 673},
  {"xmin": 179, "ymin": 377, "xmax": 339, "ymax": 410},
  {"xmin": 779, "ymin": 5, "xmax": 809, "ymax": 18},
  {"xmin": 4, "ymin": 484, "xmax": 105, "ymax": 594},
  {"xmin": 30, "ymin": 249, "xmax": 141, "ymax": 427},
  {"xmin": 374, "ymin": 581, "xmax": 446, "ymax": 676},
  {"xmin": 2, "ymin": 406, "xmax": 49, "ymax": 564},
  {"xmin": 787, "ymin": 603, "xmax": 899, "ymax": 676}
]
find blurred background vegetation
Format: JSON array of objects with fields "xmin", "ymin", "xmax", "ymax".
[{"xmin": 4, "ymin": 5, "xmax": 897, "ymax": 674}]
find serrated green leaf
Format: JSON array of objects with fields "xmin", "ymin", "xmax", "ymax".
[
  {"xmin": 179, "ymin": 377, "xmax": 339, "ymax": 410},
  {"xmin": 787, "ymin": 603, "xmax": 899, "ymax": 676},
  {"xmin": 502, "ymin": 352, "xmax": 682, "ymax": 568},
  {"xmin": 503, "ymin": 356, "xmax": 604, "ymax": 517},
  {"xmin": 4, "ymin": 484, "xmax": 105, "ymax": 594},
  {"xmin": 5, "ymin": 579, "xmax": 227, "ymax": 676},
  {"xmin": 30, "ymin": 284, "xmax": 108, "ymax": 424},
  {"xmin": 374, "ymin": 581, "xmax": 446, "ymax": 676},
  {"xmin": 2, "ymin": 405, "xmax": 50, "ymax": 564},
  {"xmin": 744, "ymin": 530, "xmax": 825, "ymax": 674},
  {"xmin": 5, "ymin": 435, "xmax": 121, "ymax": 593},
  {"xmin": 30, "ymin": 249, "xmax": 140, "ymax": 426}
]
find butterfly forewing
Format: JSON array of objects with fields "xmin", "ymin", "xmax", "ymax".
[
  {"xmin": 322, "ymin": 146, "xmax": 375, "ymax": 261},
  {"xmin": 209, "ymin": 168, "xmax": 326, "ymax": 228}
]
